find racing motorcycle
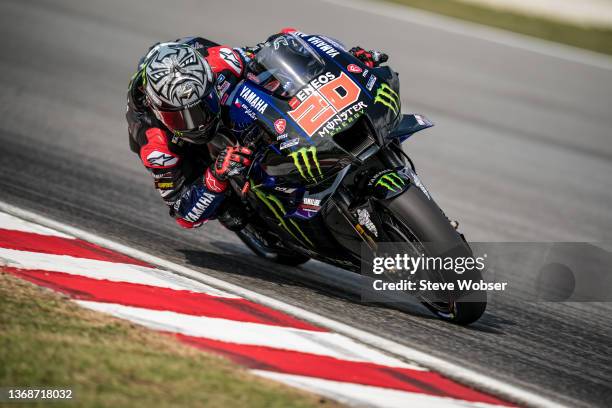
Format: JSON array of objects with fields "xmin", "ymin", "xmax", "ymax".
[{"xmin": 209, "ymin": 33, "xmax": 486, "ymax": 325}]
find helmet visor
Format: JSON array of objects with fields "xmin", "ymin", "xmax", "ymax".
[
  {"xmin": 156, "ymin": 97, "xmax": 218, "ymax": 143},
  {"xmin": 157, "ymin": 100, "xmax": 213, "ymax": 132}
]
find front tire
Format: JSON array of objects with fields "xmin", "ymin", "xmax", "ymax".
[{"xmin": 378, "ymin": 187, "xmax": 487, "ymax": 325}]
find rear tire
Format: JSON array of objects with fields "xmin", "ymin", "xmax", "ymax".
[
  {"xmin": 237, "ymin": 224, "xmax": 311, "ymax": 266},
  {"xmin": 378, "ymin": 187, "xmax": 487, "ymax": 325}
]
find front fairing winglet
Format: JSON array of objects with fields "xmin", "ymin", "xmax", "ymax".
[{"xmin": 388, "ymin": 114, "xmax": 434, "ymax": 143}]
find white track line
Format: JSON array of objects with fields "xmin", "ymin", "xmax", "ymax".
[
  {"xmin": 0, "ymin": 201, "xmax": 566, "ymax": 408},
  {"xmin": 253, "ymin": 371, "xmax": 504, "ymax": 408},
  {"xmin": 0, "ymin": 212, "xmax": 74, "ymax": 238},
  {"xmin": 0, "ymin": 247, "xmax": 237, "ymax": 298},
  {"xmin": 322, "ymin": 0, "xmax": 612, "ymax": 71},
  {"xmin": 77, "ymin": 300, "xmax": 416, "ymax": 368}
]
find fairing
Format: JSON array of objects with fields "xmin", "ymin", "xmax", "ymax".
[
  {"xmin": 227, "ymin": 33, "xmax": 402, "ymax": 187},
  {"xmin": 248, "ymin": 34, "xmax": 326, "ymax": 98},
  {"xmin": 222, "ymin": 33, "xmax": 416, "ymax": 258}
]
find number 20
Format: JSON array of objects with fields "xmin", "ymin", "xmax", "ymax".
[{"xmin": 288, "ymin": 73, "xmax": 360, "ymax": 136}]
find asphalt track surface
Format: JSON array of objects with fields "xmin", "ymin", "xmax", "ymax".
[{"xmin": 1, "ymin": 0, "xmax": 611, "ymax": 406}]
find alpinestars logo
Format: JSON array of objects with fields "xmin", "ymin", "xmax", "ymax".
[
  {"xmin": 205, "ymin": 169, "xmax": 226, "ymax": 193},
  {"xmin": 146, "ymin": 151, "xmax": 178, "ymax": 167},
  {"xmin": 376, "ymin": 172, "xmax": 406, "ymax": 192},
  {"xmin": 218, "ymin": 48, "xmax": 242, "ymax": 76},
  {"xmin": 289, "ymin": 147, "xmax": 323, "ymax": 183},
  {"xmin": 374, "ymin": 83, "xmax": 400, "ymax": 115}
]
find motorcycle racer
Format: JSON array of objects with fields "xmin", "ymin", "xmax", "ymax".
[{"xmin": 126, "ymin": 29, "xmax": 387, "ymax": 229}]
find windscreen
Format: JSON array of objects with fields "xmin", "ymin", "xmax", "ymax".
[{"xmin": 248, "ymin": 34, "xmax": 326, "ymax": 98}]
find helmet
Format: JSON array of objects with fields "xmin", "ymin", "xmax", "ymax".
[{"xmin": 144, "ymin": 43, "xmax": 220, "ymax": 144}]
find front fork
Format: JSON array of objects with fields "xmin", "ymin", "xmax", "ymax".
[
  {"xmin": 332, "ymin": 189, "xmax": 378, "ymax": 251},
  {"xmin": 330, "ymin": 144, "xmax": 415, "ymax": 251}
]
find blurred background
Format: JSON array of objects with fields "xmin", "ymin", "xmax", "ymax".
[
  {"xmin": 2, "ymin": 0, "xmax": 611, "ymax": 243},
  {"xmin": 1, "ymin": 0, "xmax": 611, "ymax": 406}
]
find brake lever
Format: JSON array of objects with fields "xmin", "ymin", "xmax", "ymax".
[{"xmin": 235, "ymin": 144, "xmax": 260, "ymax": 201}]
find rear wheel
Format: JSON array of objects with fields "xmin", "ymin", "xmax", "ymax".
[
  {"xmin": 237, "ymin": 224, "xmax": 311, "ymax": 266},
  {"xmin": 377, "ymin": 188, "xmax": 486, "ymax": 325}
]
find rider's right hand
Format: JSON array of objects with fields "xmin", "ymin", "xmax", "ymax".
[{"xmin": 210, "ymin": 145, "xmax": 253, "ymax": 182}]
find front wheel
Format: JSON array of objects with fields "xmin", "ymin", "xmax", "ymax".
[
  {"xmin": 377, "ymin": 187, "xmax": 487, "ymax": 325},
  {"xmin": 236, "ymin": 224, "xmax": 311, "ymax": 266}
]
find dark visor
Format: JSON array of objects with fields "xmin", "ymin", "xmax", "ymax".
[{"xmin": 156, "ymin": 100, "xmax": 215, "ymax": 133}]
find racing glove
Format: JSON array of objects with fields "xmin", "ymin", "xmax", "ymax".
[
  {"xmin": 349, "ymin": 46, "xmax": 388, "ymax": 68},
  {"xmin": 210, "ymin": 145, "xmax": 253, "ymax": 182},
  {"xmin": 174, "ymin": 146, "xmax": 252, "ymax": 230}
]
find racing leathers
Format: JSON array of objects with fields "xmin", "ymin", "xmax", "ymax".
[
  {"xmin": 126, "ymin": 36, "xmax": 250, "ymax": 228},
  {"xmin": 126, "ymin": 31, "xmax": 387, "ymax": 229}
]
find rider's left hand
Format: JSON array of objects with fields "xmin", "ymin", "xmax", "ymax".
[{"xmin": 349, "ymin": 46, "xmax": 388, "ymax": 68}]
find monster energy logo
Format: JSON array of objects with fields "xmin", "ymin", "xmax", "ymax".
[
  {"xmin": 374, "ymin": 83, "xmax": 400, "ymax": 115},
  {"xmin": 251, "ymin": 184, "xmax": 314, "ymax": 247},
  {"xmin": 289, "ymin": 147, "xmax": 323, "ymax": 183},
  {"xmin": 376, "ymin": 172, "xmax": 406, "ymax": 192}
]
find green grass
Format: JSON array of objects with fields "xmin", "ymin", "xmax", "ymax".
[
  {"xmin": 381, "ymin": 0, "xmax": 612, "ymax": 56},
  {"xmin": 0, "ymin": 272, "xmax": 340, "ymax": 408}
]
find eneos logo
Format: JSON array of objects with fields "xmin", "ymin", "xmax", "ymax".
[{"xmin": 288, "ymin": 72, "xmax": 361, "ymax": 137}]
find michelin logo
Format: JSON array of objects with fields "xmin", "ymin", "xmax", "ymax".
[
  {"xmin": 366, "ymin": 75, "xmax": 377, "ymax": 91},
  {"xmin": 280, "ymin": 138, "xmax": 300, "ymax": 150}
]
